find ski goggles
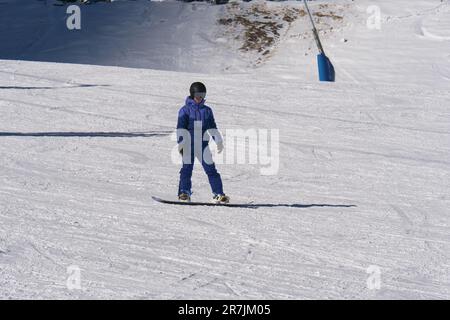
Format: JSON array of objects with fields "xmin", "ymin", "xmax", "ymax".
[{"xmin": 193, "ymin": 92, "xmax": 206, "ymax": 99}]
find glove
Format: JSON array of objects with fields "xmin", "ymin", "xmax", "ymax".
[{"xmin": 217, "ymin": 142, "xmax": 224, "ymax": 154}]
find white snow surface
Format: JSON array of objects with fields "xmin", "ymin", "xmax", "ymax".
[{"xmin": 0, "ymin": 0, "xmax": 449, "ymax": 299}]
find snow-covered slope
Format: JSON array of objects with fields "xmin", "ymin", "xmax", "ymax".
[{"xmin": 0, "ymin": 0, "xmax": 449, "ymax": 299}]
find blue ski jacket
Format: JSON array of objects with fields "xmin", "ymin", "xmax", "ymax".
[{"xmin": 177, "ymin": 97, "xmax": 220, "ymax": 145}]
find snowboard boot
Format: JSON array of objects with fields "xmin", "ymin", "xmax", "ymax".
[
  {"xmin": 178, "ymin": 193, "xmax": 191, "ymax": 202},
  {"xmin": 213, "ymin": 194, "xmax": 230, "ymax": 204}
]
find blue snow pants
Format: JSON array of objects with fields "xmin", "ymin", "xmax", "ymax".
[{"xmin": 178, "ymin": 143, "xmax": 223, "ymax": 196}]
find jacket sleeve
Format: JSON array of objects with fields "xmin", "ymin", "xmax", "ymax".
[
  {"xmin": 208, "ymin": 109, "xmax": 223, "ymax": 144},
  {"xmin": 209, "ymin": 109, "xmax": 218, "ymax": 130},
  {"xmin": 177, "ymin": 107, "xmax": 189, "ymax": 144}
]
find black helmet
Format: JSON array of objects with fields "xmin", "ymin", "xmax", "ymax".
[{"xmin": 189, "ymin": 82, "xmax": 207, "ymax": 99}]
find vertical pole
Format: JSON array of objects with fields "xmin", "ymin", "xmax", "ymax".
[{"xmin": 302, "ymin": 0, "xmax": 335, "ymax": 82}]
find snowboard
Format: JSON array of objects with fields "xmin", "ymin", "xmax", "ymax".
[{"xmin": 152, "ymin": 196, "xmax": 256, "ymax": 208}]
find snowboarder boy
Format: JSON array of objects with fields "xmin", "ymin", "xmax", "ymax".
[{"xmin": 176, "ymin": 82, "xmax": 229, "ymax": 204}]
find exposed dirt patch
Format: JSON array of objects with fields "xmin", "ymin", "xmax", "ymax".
[
  {"xmin": 218, "ymin": 2, "xmax": 304, "ymax": 56},
  {"xmin": 314, "ymin": 12, "xmax": 344, "ymax": 21}
]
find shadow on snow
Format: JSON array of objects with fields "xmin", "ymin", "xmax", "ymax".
[
  {"xmin": 0, "ymin": 84, "xmax": 110, "ymax": 90},
  {"xmin": 243, "ymin": 203, "xmax": 357, "ymax": 209},
  {"xmin": 0, "ymin": 131, "xmax": 171, "ymax": 138}
]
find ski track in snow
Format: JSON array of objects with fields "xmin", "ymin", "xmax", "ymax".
[{"xmin": 0, "ymin": 0, "xmax": 449, "ymax": 299}]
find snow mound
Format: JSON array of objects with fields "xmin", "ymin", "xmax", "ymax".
[{"xmin": 419, "ymin": 5, "xmax": 450, "ymax": 41}]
